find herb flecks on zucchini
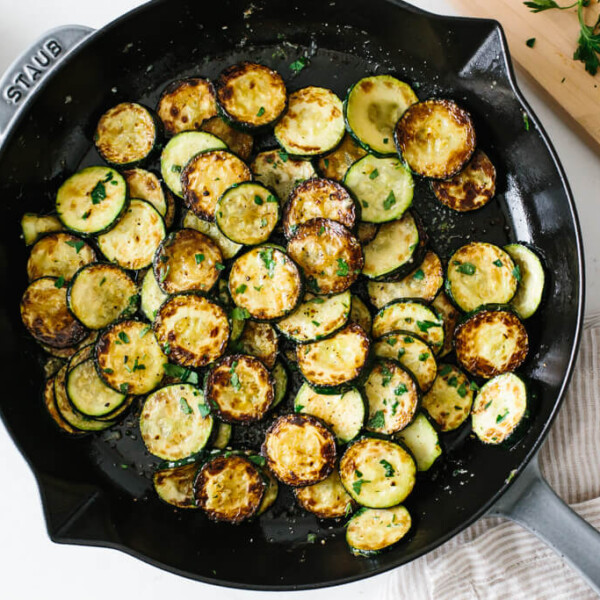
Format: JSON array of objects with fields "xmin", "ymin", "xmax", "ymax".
[
  {"xmin": 317, "ymin": 133, "xmax": 366, "ymax": 181},
  {"xmin": 234, "ymin": 321, "xmax": 279, "ymax": 369},
  {"xmin": 123, "ymin": 168, "xmax": 168, "ymax": 217},
  {"xmin": 295, "ymin": 470, "xmax": 354, "ymax": 519}
]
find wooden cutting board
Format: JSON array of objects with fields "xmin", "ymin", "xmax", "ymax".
[{"xmin": 448, "ymin": 0, "xmax": 600, "ymax": 148}]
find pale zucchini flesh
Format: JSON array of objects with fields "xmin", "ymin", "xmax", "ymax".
[
  {"xmin": 153, "ymin": 463, "xmax": 199, "ymax": 509},
  {"xmin": 504, "ymin": 243, "xmax": 545, "ymax": 319},
  {"xmin": 183, "ymin": 210, "xmax": 242, "ymax": 260},
  {"xmin": 201, "ymin": 116, "xmax": 254, "ymax": 161},
  {"xmin": 140, "ymin": 268, "xmax": 168, "ymax": 322},
  {"xmin": 317, "ymin": 133, "xmax": 366, "ymax": 182},
  {"xmin": 213, "ymin": 422, "xmax": 233, "ymax": 450},
  {"xmin": 271, "ymin": 361, "xmax": 288, "ymax": 407},
  {"xmin": 349, "ymin": 295, "xmax": 372, "ymax": 335},
  {"xmin": 395, "ymin": 412, "xmax": 442, "ymax": 471},
  {"xmin": 21, "ymin": 213, "xmax": 63, "ymax": 245},
  {"xmin": 43, "ymin": 376, "xmax": 80, "ymax": 434},
  {"xmin": 233, "ymin": 320, "xmax": 279, "ymax": 369},
  {"xmin": 346, "ymin": 505, "xmax": 411, "ymax": 556},
  {"xmin": 432, "ymin": 291, "xmax": 461, "ymax": 358},
  {"xmin": 123, "ymin": 168, "xmax": 168, "ymax": 216},
  {"xmin": 295, "ymin": 470, "xmax": 354, "ymax": 519}
]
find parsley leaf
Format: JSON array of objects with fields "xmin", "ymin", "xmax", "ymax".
[
  {"xmin": 278, "ymin": 150, "xmax": 289, "ymax": 163},
  {"xmin": 412, "ymin": 269, "xmax": 425, "ymax": 281},
  {"xmin": 254, "ymin": 195, "xmax": 264, "ymax": 205},
  {"xmin": 379, "ymin": 459, "xmax": 395, "ymax": 477},
  {"xmin": 457, "ymin": 383, "xmax": 468, "ymax": 397},
  {"xmin": 180, "ymin": 397, "xmax": 193, "ymax": 414},
  {"xmin": 383, "ymin": 190, "xmax": 396, "ymax": 210},
  {"xmin": 457, "ymin": 262, "xmax": 476, "ymax": 275},
  {"xmin": 118, "ymin": 331, "xmax": 130, "ymax": 344},
  {"xmin": 197, "ymin": 402, "xmax": 210, "ymax": 418},
  {"xmin": 368, "ymin": 410, "xmax": 385, "ymax": 429},
  {"xmin": 162, "ymin": 363, "xmax": 198, "ymax": 384},
  {"xmin": 65, "ymin": 239, "xmax": 85, "ymax": 253},
  {"xmin": 266, "ymin": 194, "xmax": 278, "ymax": 203},
  {"xmin": 417, "ymin": 320, "xmax": 439, "ymax": 333},
  {"xmin": 369, "ymin": 169, "xmax": 379, "ymax": 179},
  {"xmin": 352, "ymin": 479, "xmax": 371, "ymax": 495},
  {"xmin": 513, "ymin": 264, "xmax": 522, "ymax": 282},
  {"xmin": 54, "ymin": 276, "xmax": 65, "ymax": 289},
  {"xmin": 394, "ymin": 383, "xmax": 407, "ymax": 395},
  {"xmin": 289, "ymin": 56, "xmax": 308, "ymax": 72},
  {"xmin": 195, "ymin": 253, "xmax": 205, "ymax": 264},
  {"xmin": 231, "ymin": 306, "xmax": 250, "ymax": 320},
  {"xmin": 336, "ymin": 258, "xmax": 349, "ymax": 277},
  {"xmin": 249, "ymin": 455, "xmax": 266, "ymax": 467},
  {"xmin": 257, "ymin": 106, "xmax": 265, "ymax": 117},
  {"xmin": 493, "ymin": 259, "xmax": 503, "ymax": 267},
  {"xmin": 259, "ymin": 247, "xmax": 276, "ymax": 278},
  {"xmin": 90, "ymin": 181, "xmax": 107, "ymax": 205}
]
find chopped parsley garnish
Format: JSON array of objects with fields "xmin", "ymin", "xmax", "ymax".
[
  {"xmin": 379, "ymin": 459, "xmax": 395, "ymax": 477},
  {"xmin": 513, "ymin": 264, "xmax": 522, "ymax": 282},
  {"xmin": 523, "ymin": 111, "xmax": 530, "ymax": 131},
  {"xmin": 380, "ymin": 365, "xmax": 393, "ymax": 386},
  {"xmin": 404, "ymin": 336, "xmax": 414, "ymax": 343},
  {"xmin": 180, "ymin": 397, "xmax": 193, "ymax": 414},
  {"xmin": 215, "ymin": 263, "xmax": 226, "ymax": 271},
  {"xmin": 253, "ymin": 285, "xmax": 263, "ymax": 292},
  {"xmin": 526, "ymin": 37, "xmax": 536, "ymax": 48},
  {"xmin": 306, "ymin": 533, "xmax": 317, "ymax": 543},
  {"xmin": 278, "ymin": 150, "xmax": 289, "ymax": 163},
  {"xmin": 394, "ymin": 383, "xmax": 407, "ymax": 395},
  {"xmin": 139, "ymin": 325, "xmax": 151, "ymax": 338},
  {"xmin": 496, "ymin": 409, "xmax": 509, "ymax": 423},
  {"xmin": 295, "ymin": 404, "xmax": 304, "ymax": 413},
  {"xmin": 352, "ymin": 479, "xmax": 371, "ymax": 495},
  {"xmin": 386, "ymin": 337, "xmax": 397, "ymax": 347},
  {"xmin": 162, "ymin": 363, "xmax": 198, "ymax": 383},
  {"xmin": 493, "ymin": 259, "xmax": 503, "ymax": 267},
  {"xmin": 318, "ymin": 225, "xmax": 325, "ymax": 236},
  {"xmin": 368, "ymin": 410, "xmax": 385, "ymax": 429},
  {"xmin": 197, "ymin": 402, "xmax": 210, "ymax": 418},
  {"xmin": 383, "ymin": 190, "xmax": 396, "ymax": 210},
  {"xmin": 230, "ymin": 370, "xmax": 241, "ymax": 391},
  {"xmin": 457, "ymin": 383, "xmax": 468, "ymax": 397},
  {"xmin": 195, "ymin": 253, "xmax": 205, "ymax": 264},
  {"xmin": 457, "ymin": 262, "xmax": 476, "ymax": 275},
  {"xmin": 418, "ymin": 352, "xmax": 430, "ymax": 362},
  {"xmin": 310, "ymin": 297, "xmax": 325, "ymax": 304},
  {"xmin": 259, "ymin": 247, "xmax": 276, "ymax": 278},
  {"xmin": 266, "ymin": 194, "xmax": 278, "ymax": 203},
  {"xmin": 470, "ymin": 381, "xmax": 480, "ymax": 391},
  {"xmin": 261, "ymin": 217, "xmax": 268, "ymax": 227},
  {"xmin": 118, "ymin": 331, "xmax": 130, "ymax": 344},
  {"xmin": 159, "ymin": 265, "xmax": 170, "ymax": 282},
  {"xmin": 256, "ymin": 106, "xmax": 265, "ymax": 117},
  {"xmin": 99, "ymin": 277, "xmax": 106, "ymax": 286},
  {"xmin": 362, "ymin": 200, "xmax": 369, "ymax": 208},
  {"xmin": 65, "ymin": 239, "xmax": 85, "ymax": 253},
  {"xmin": 236, "ymin": 284, "xmax": 247, "ymax": 294},
  {"xmin": 383, "ymin": 137, "xmax": 389, "ymax": 144},
  {"xmin": 289, "ymin": 56, "xmax": 308, "ymax": 72},
  {"xmin": 90, "ymin": 181, "xmax": 107, "ymax": 205},
  {"xmin": 439, "ymin": 365, "xmax": 452, "ymax": 376},
  {"xmin": 323, "ymin": 158, "xmax": 330, "ymax": 168},
  {"xmin": 171, "ymin": 165, "xmax": 182, "ymax": 173},
  {"xmin": 397, "ymin": 348, "xmax": 405, "ymax": 359},
  {"xmin": 448, "ymin": 376, "xmax": 458, "ymax": 388},
  {"xmin": 254, "ymin": 195, "xmax": 264, "ymax": 205},
  {"xmin": 119, "ymin": 383, "xmax": 130, "ymax": 394},
  {"xmin": 336, "ymin": 258, "xmax": 349, "ymax": 277},
  {"xmin": 413, "ymin": 269, "xmax": 425, "ymax": 280},
  {"xmin": 81, "ymin": 210, "xmax": 91, "ymax": 220},
  {"xmin": 391, "ymin": 400, "xmax": 399, "ymax": 415},
  {"xmin": 231, "ymin": 306, "xmax": 251, "ymax": 320},
  {"xmin": 311, "ymin": 320, "xmax": 321, "ymax": 327},
  {"xmin": 369, "ymin": 169, "xmax": 379, "ymax": 179},
  {"xmin": 54, "ymin": 276, "xmax": 65, "ymax": 289},
  {"xmin": 249, "ymin": 455, "xmax": 266, "ymax": 467},
  {"xmin": 417, "ymin": 320, "xmax": 439, "ymax": 333},
  {"xmin": 103, "ymin": 368, "xmax": 114, "ymax": 374},
  {"xmin": 163, "ymin": 342, "xmax": 171, "ymax": 355}
]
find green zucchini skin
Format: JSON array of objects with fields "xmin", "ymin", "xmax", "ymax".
[
  {"xmin": 395, "ymin": 411, "xmax": 442, "ymax": 472},
  {"xmin": 21, "ymin": 213, "xmax": 63, "ymax": 246},
  {"xmin": 504, "ymin": 243, "xmax": 546, "ymax": 319},
  {"xmin": 271, "ymin": 361, "xmax": 289, "ymax": 408}
]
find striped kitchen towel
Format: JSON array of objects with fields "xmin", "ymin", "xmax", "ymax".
[{"xmin": 386, "ymin": 324, "xmax": 600, "ymax": 600}]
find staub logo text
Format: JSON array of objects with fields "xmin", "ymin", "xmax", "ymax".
[{"xmin": 3, "ymin": 39, "xmax": 62, "ymax": 105}]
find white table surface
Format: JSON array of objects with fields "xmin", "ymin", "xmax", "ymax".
[{"xmin": 0, "ymin": 1, "xmax": 598, "ymax": 599}]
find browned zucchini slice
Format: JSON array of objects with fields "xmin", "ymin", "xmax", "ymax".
[
  {"xmin": 432, "ymin": 291, "xmax": 461, "ymax": 358},
  {"xmin": 349, "ymin": 295, "xmax": 372, "ymax": 334},
  {"xmin": 68, "ymin": 263, "xmax": 138, "ymax": 330},
  {"xmin": 182, "ymin": 149, "xmax": 252, "ymax": 221},
  {"xmin": 154, "ymin": 228, "xmax": 223, "ymax": 294},
  {"xmin": 295, "ymin": 470, "xmax": 354, "ymax": 519},
  {"xmin": 163, "ymin": 188, "xmax": 176, "ymax": 229},
  {"xmin": 339, "ymin": 437, "xmax": 416, "ymax": 508},
  {"xmin": 364, "ymin": 359, "xmax": 419, "ymax": 435},
  {"xmin": 195, "ymin": 454, "xmax": 265, "ymax": 523},
  {"xmin": 287, "ymin": 218, "xmax": 363, "ymax": 295},
  {"xmin": 27, "ymin": 232, "xmax": 95, "ymax": 282},
  {"xmin": 183, "ymin": 210, "xmax": 242, "ymax": 260},
  {"xmin": 157, "ymin": 77, "xmax": 217, "ymax": 135},
  {"xmin": 233, "ymin": 320, "xmax": 279, "ymax": 369},
  {"xmin": 229, "ymin": 247, "xmax": 303, "ymax": 321},
  {"xmin": 39, "ymin": 330, "xmax": 98, "ymax": 360},
  {"xmin": 454, "ymin": 308, "xmax": 529, "ymax": 378},
  {"xmin": 97, "ymin": 199, "xmax": 166, "ymax": 270},
  {"xmin": 257, "ymin": 462, "xmax": 279, "ymax": 515},
  {"xmin": 96, "ymin": 320, "xmax": 166, "ymax": 394},
  {"xmin": 123, "ymin": 168, "xmax": 168, "ymax": 217},
  {"xmin": 212, "ymin": 422, "xmax": 233, "ymax": 450},
  {"xmin": 21, "ymin": 277, "xmax": 88, "ymax": 348},
  {"xmin": 251, "ymin": 150, "xmax": 316, "ymax": 204},
  {"xmin": 357, "ymin": 222, "xmax": 378, "ymax": 244},
  {"xmin": 275, "ymin": 86, "xmax": 345, "ymax": 156},
  {"xmin": 297, "ymin": 323, "xmax": 370, "ymax": 391},
  {"xmin": 431, "ymin": 149, "xmax": 496, "ymax": 211},
  {"xmin": 140, "ymin": 383, "xmax": 214, "ymax": 460},
  {"xmin": 216, "ymin": 182, "xmax": 280, "ymax": 245},
  {"xmin": 21, "ymin": 213, "xmax": 63, "ymax": 246},
  {"xmin": 282, "ymin": 178, "xmax": 357, "ymax": 238},
  {"xmin": 216, "ymin": 62, "xmax": 287, "ymax": 130},
  {"xmin": 367, "ymin": 250, "xmax": 444, "ymax": 307},
  {"xmin": 95, "ymin": 102, "xmax": 158, "ymax": 167},
  {"xmin": 262, "ymin": 414, "xmax": 337, "ymax": 486},
  {"xmin": 395, "ymin": 99, "xmax": 476, "ymax": 179},
  {"xmin": 153, "ymin": 463, "xmax": 199, "ymax": 509},
  {"xmin": 201, "ymin": 116, "xmax": 254, "ymax": 160},
  {"xmin": 43, "ymin": 376, "xmax": 80, "ymax": 434},
  {"xmin": 317, "ymin": 133, "xmax": 367, "ymax": 182},
  {"xmin": 154, "ymin": 293, "xmax": 230, "ymax": 368},
  {"xmin": 205, "ymin": 354, "xmax": 274, "ymax": 423}
]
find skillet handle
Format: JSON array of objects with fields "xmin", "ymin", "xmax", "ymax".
[
  {"xmin": 489, "ymin": 455, "xmax": 600, "ymax": 596},
  {"xmin": 0, "ymin": 25, "xmax": 93, "ymax": 139}
]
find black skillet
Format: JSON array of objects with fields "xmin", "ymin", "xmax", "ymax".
[{"xmin": 0, "ymin": 0, "xmax": 598, "ymax": 592}]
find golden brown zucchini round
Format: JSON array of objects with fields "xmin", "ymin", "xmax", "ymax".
[
  {"xmin": 262, "ymin": 414, "xmax": 337, "ymax": 486},
  {"xmin": 122, "ymin": 168, "xmax": 168, "ymax": 217},
  {"xmin": 233, "ymin": 320, "xmax": 279, "ymax": 369},
  {"xmin": 295, "ymin": 470, "xmax": 354, "ymax": 519},
  {"xmin": 432, "ymin": 291, "xmax": 461, "ymax": 358},
  {"xmin": 153, "ymin": 463, "xmax": 199, "ymax": 509},
  {"xmin": 39, "ymin": 330, "xmax": 98, "ymax": 360},
  {"xmin": 201, "ymin": 116, "xmax": 254, "ymax": 161},
  {"xmin": 349, "ymin": 295, "xmax": 372, "ymax": 335},
  {"xmin": 43, "ymin": 376, "xmax": 80, "ymax": 434},
  {"xmin": 183, "ymin": 210, "xmax": 242, "ymax": 260},
  {"xmin": 21, "ymin": 213, "xmax": 63, "ymax": 246},
  {"xmin": 317, "ymin": 133, "xmax": 367, "ymax": 182}
]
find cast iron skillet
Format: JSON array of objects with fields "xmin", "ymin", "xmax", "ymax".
[{"xmin": 0, "ymin": 0, "xmax": 597, "ymax": 592}]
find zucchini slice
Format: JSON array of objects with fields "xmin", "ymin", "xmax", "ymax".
[
  {"xmin": 276, "ymin": 291, "xmax": 351, "ymax": 343},
  {"xmin": 216, "ymin": 62, "xmax": 287, "ymax": 131},
  {"xmin": 362, "ymin": 212, "xmax": 421, "ymax": 280},
  {"xmin": 56, "ymin": 166, "xmax": 127, "ymax": 235},
  {"xmin": 282, "ymin": 178, "xmax": 357, "ymax": 238},
  {"xmin": 154, "ymin": 294, "xmax": 230, "ymax": 368},
  {"xmin": 163, "ymin": 189, "xmax": 177, "ymax": 229},
  {"xmin": 395, "ymin": 99, "xmax": 476, "ymax": 179},
  {"xmin": 68, "ymin": 263, "xmax": 138, "ymax": 330},
  {"xmin": 373, "ymin": 301, "xmax": 444, "ymax": 354},
  {"xmin": 140, "ymin": 383, "xmax": 214, "ymax": 460},
  {"xmin": 205, "ymin": 354, "xmax": 274, "ymax": 423},
  {"xmin": 44, "ymin": 356, "xmax": 64, "ymax": 379},
  {"xmin": 123, "ymin": 168, "xmax": 168, "ymax": 217},
  {"xmin": 287, "ymin": 218, "xmax": 363, "ymax": 295},
  {"xmin": 216, "ymin": 182, "xmax": 280, "ymax": 245},
  {"xmin": 295, "ymin": 470, "xmax": 354, "ymax": 519},
  {"xmin": 422, "ymin": 363, "xmax": 474, "ymax": 432},
  {"xmin": 96, "ymin": 320, "xmax": 166, "ymax": 394},
  {"xmin": 95, "ymin": 102, "xmax": 158, "ymax": 167},
  {"xmin": 140, "ymin": 268, "xmax": 167, "ymax": 322},
  {"xmin": 349, "ymin": 295, "xmax": 372, "ymax": 335},
  {"xmin": 262, "ymin": 414, "xmax": 337, "ymax": 486},
  {"xmin": 504, "ymin": 243, "xmax": 545, "ymax": 319},
  {"xmin": 256, "ymin": 460, "xmax": 279, "ymax": 515},
  {"xmin": 367, "ymin": 250, "xmax": 443, "ymax": 307},
  {"xmin": 317, "ymin": 133, "xmax": 366, "ymax": 182},
  {"xmin": 339, "ymin": 437, "xmax": 416, "ymax": 508},
  {"xmin": 21, "ymin": 213, "xmax": 63, "ymax": 245},
  {"xmin": 431, "ymin": 149, "xmax": 496, "ymax": 212},
  {"xmin": 344, "ymin": 155, "xmax": 414, "ymax": 223},
  {"xmin": 229, "ymin": 247, "xmax": 303, "ymax": 321},
  {"xmin": 271, "ymin": 360, "xmax": 288, "ymax": 407},
  {"xmin": 373, "ymin": 332, "xmax": 437, "ymax": 393},
  {"xmin": 43, "ymin": 376, "xmax": 79, "ymax": 434},
  {"xmin": 297, "ymin": 323, "xmax": 370, "ymax": 391},
  {"xmin": 39, "ymin": 330, "xmax": 98, "ymax": 360},
  {"xmin": 364, "ymin": 359, "xmax": 420, "ymax": 435},
  {"xmin": 395, "ymin": 412, "xmax": 442, "ymax": 472},
  {"xmin": 21, "ymin": 277, "xmax": 88, "ymax": 349},
  {"xmin": 454, "ymin": 308, "xmax": 529, "ymax": 378},
  {"xmin": 472, "ymin": 373, "xmax": 528, "ymax": 445},
  {"xmin": 446, "ymin": 242, "xmax": 518, "ymax": 312},
  {"xmin": 346, "ymin": 505, "xmax": 412, "ymax": 556},
  {"xmin": 160, "ymin": 131, "xmax": 227, "ymax": 198},
  {"xmin": 157, "ymin": 77, "xmax": 217, "ymax": 136},
  {"xmin": 97, "ymin": 199, "xmax": 166, "ymax": 270},
  {"xmin": 95, "ymin": 393, "xmax": 134, "ymax": 422},
  {"xmin": 195, "ymin": 454, "xmax": 265, "ymax": 523},
  {"xmin": 275, "ymin": 87, "xmax": 344, "ymax": 157},
  {"xmin": 357, "ymin": 222, "xmax": 378, "ymax": 244},
  {"xmin": 201, "ymin": 116, "xmax": 254, "ymax": 161},
  {"xmin": 153, "ymin": 463, "xmax": 199, "ymax": 509},
  {"xmin": 154, "ymin": 229, "xmax": 222, "ymax": 294},
  {"xmin": 182, "ymin": 149, "xmax": 252, "ymax": 221},
  {"xmin": 251, "ymin": 150, "xmax": 316, "ymax": 204},
  {"xmin": 432, "ymin": 291, "xmax": 461, "ymax": 358},
  {"xmin": 66, "ymin": 358, "xmax": 126, "ymax": 417},
  {"xmin": 345, "ymin": 75, "xmax": 418, "ymax": 155},
  {"xmin": 183, "ymin": 210, "xmax": 242, "ymax": 260},
  {"xmin": 233, "ymin": 320, "xmax": 279, "ymax": 369},
  {"xmin": 27, "ymin": 233, "xmax": 95, "ymax": 281},
  {"xmin": 213, "ymin": 422, "xmax": 233, "ymax": 449},
  {"xmin": 294, "ymin": 383, "xmax": 366, "ymax": 443}
]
